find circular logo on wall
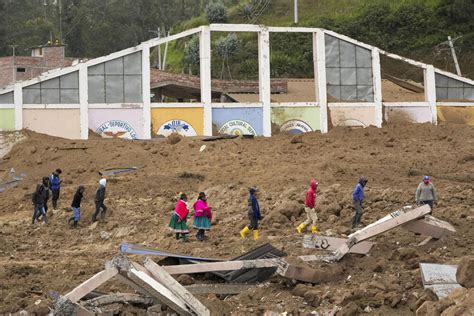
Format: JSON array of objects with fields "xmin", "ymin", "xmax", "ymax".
[
  {"xmin": 218, "ymin": 120, "xmax": 256, "ymax": 136},
  {"xmin": 280, "ymin": 119, "xmax": 313, "ymax": 134},
  {"xmin": 96, "ymin": 120, "xmax": 138, "ymax": 139},
  {"xmin": 157, "ymin": 119, "xmax": 197, "ymax": 137}
]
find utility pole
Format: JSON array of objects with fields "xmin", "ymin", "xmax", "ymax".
[
  {"xmin": 10, "ymin": 45, "xmax": 18, "ymax": 82},
  {"xmin": 447, "ymin": 36, "xmax": 461, "ymax": 76},
  {"xmin": 58, "ymin": 0, "xmax": 63, "ymax": 44},
  {"xmin": 294, "ymin": 0, "xmax": 298, "ymax": 24}
]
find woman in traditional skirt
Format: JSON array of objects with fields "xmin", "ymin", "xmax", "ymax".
[
  {"xmin": 192, "ymin": 192, "xmax": 212, "ymax": 241},
  {"xmin": 168, "ymin": 193, "xmax": 190, "ymax": 241}
]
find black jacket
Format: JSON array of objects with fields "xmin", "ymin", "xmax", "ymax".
[
  {"xmin": 42, "ymin": 188, "xmax": 50, "ymax": 204},
  {"xmin": 71, "ymin": 191, "xmax": 83, "ymax": 208},
  {"xmin": 32, "ymin": 189, "xmax": 44, "ymax": 206},
  {"xmin": 95, "ymin": 185, "xmax": 106, "ymax": 204}
]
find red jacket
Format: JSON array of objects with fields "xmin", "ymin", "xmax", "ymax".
[
  {"xmin": 174, "ymin": 200, "xmax": 189, "ymax": 220},
  {"xmin": 305, "ymin": 180, "xmax": 318, "ymax": 208}
]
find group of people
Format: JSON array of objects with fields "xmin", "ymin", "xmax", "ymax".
[
  {"xmin": 168, "ymin": 174, "xmax": 438, "ymax": 242},
  {"xmin": 31, "ymin": 168, "xmax": 109, "ymax": 228}
]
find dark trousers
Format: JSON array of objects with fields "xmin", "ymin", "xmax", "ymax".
[
  {"xmin": 420, "ymin": 200, "xmax": 434, "ymax": 210},
  {"xmin": 92, "ymin": 201, "xmax": 107, "ymax": 222},
  {"xmin": 196, "ymin": 229, "xmax": 205, "ymax": 241},
  {"xmin": 51, "ymin": 189, "xmax": 60, "ymax": 209},
  {"xmin": 32, "ymin": 205, "xmax": 47, "ymax": 224},
  {"xmin": 352, "ymin": 200, "xmax": 363, "ymax": 228},
  {"xmin": 247, "ymin": 215, "xmax": 259, "ymax": 230}
]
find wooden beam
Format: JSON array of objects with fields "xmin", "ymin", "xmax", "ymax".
[
  {"xmin": 161, "ymin": 258, "xmax": 282, "ymax": 275},
  {"xmin": 328, "ymin": 205, "xmax": 431, "ymax": 262},
  {"xmin": 302, "ymin": 235, "xmax": 375, "ymax": 255},
  {"xmin": 185, "ymin": 284, "xmax": 252, "ymax": 295},
  {"xmin": 114, "ymin": 273, "xmax": 156, "ymax": 298},
  {"xmin": 403, "ymin": 215, "xmax": 456, "ymax": 239},
  {"xmin": 65, "ymin": 268, "xmax": 118, "ymax": 303},
  {"xmin": 128, "ymin": 268, "xmax": 192, "ymax": 316},
  {"xmin": 144, "ymin": 258, "xmax": 210, "ymax": 316}
]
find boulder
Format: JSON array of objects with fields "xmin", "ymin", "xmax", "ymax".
[
  {"xmin": 303, "ymin": 290, "xmax": 321, "ymax": 308},
  {"xmin": 456, "ymin": 256, "xmax": 474, "ymax": 288}
]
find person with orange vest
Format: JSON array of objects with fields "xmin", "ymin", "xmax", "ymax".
[{"xmin": 296, "ymin": 179, "xmax": 319, "ymax": 234}]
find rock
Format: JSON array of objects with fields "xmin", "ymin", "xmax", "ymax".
[
  {"xmin": 396, "ymin": 247, "xmax": 418, "ymax": 260},
  {"xmin": 370, "ymin": 281, "xmax": 387, "ymax": 291},
  {"xmin": 89, "ymin": 222, "xmax": 98, "ymax": 230},
  {"xmin": 176, "ymin": 274, "xmax": 194, "ymax": 286},
  {"xmin": 338, "ymin": 302, "xmax": 360, "ymax": 316},
  {"xmin": 290, "ymin": 134, "xmax": 303, "ymax": 144},
  {"xmin": 456, "ymin": 256, "xmax": 474, "ymax": 288},
  {"xmin": 100, "ymin": 231, "xmax": 111, "ymax": 240},
  {"xmin": 276, "ymin": 202, "xmax": 302, "ymax": 220},
  {"xmin": 167, "ymin": 133, "xmax": 182, "ymax": 145},
  {"xmin": 373, "ymin": 258, "xmax": 386, "ymax": 273},
  {"xmin": 325, "ymin": 202, "xmax": 342, "ymax": 217},
  {"xmin": 291, "ymin": 284, "xmax": 311, "ymax": 297},
  {"xmin": 410, "ymin": 288, "xmax": 439, "ymax": 311},
  {"xmin": 416, "ymin": 299, "xmax": 454, "ymax": 316},
  {"xmin": 303, "ymin": 290, "xmax": 321, "ymax": 308}
]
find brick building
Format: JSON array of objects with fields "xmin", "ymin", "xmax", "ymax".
[{"xmin": 0, "ymin": 45, "xmax": 78, "ymax": 87}]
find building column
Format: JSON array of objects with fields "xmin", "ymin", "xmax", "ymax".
[
  {"xmin": 424, "ymin": 65, "xmax": 437, "ymax": 125},
  {"xmin": 78, "ymin": 64, "xmax": 89, "ymax": 140},
  {"xmin": 200, "ymin": 26, "xmax": 212, "ymax": 136},
  {"xmin": 13, "ymin": 83, "xmax": 23, "ymax": 131},
  {"xmin": 258, "ymin": 27, "xmax": 271, "ymax": 137},
  {"xmin": 314, "ymin": 30, "xmax": 328, "ymax": 133},
  {"xmin": 372, "ymin": 48, "xmax": 383, "ymax": 128},
  {"xmin": 142, "ymin": 43, "xmax": 152, "ymax": 139}
]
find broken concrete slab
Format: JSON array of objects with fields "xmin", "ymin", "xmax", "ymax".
[
  {"xmin": 302, "ymin": 235, "xmax": 375, "ymax": 255},
  {"xmin": 420, "ymin": 263, "xmax": 462, "ymax": 299},
  {"xmin": 98, "ymin": 167, "xmax": 138, "ymax": 176},
  {"xmin": 83, "ymin": 293, "xmax": 154, "ymax": 308},
  {"xmin": 403, "ymin": 215, "xmax": 456, "ymax": 239}
]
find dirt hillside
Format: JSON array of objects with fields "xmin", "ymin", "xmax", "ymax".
[{"xmin": 0, "ymin": 122, "xmax": 473, "ymax": 315}]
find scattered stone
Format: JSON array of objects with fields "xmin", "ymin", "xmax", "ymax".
[
  {"xmin": 370, "ymin": 281, "xmax": 387, "ymax": 291},
  {"xmin": 176, "ymin": 274, "xmax": 194, "ymax": 286},
  {"xmin": 100, "ymin": 231, "xmax": 111, "ymax": 240},
  {"xmin": 456, "ymin": 256, "xmax": 474, "ymax": 288},
  {"xmin": 89, "ymin": 222, "xmax": 98, "ymax": 230},
  {"xmin": 338, "ymin": 302, "xmax": 360, "ymax": 316},
  {"xmin": 303, "ymin": 290, "xmax": 321, "ymax": 308},
  {"xmin": 276, "ymin": 202, "xmax": 302, "ymax": 220},
  {"xmin": 291, "ymin": 284, "xmax": 311, "ymax": 297}
]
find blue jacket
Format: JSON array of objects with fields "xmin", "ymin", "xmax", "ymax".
[
  {"xmin": 352, "ymin": 183, "xmax": 364, "ymax": 202},
  {"xmin": 248, "ymin": 194, "xmax": 261, "ymax": 219},
  {"xmin": 50, "ymin": 174, "xmax": 61, "ymax": 190}
]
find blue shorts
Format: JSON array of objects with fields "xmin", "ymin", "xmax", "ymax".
[{"xmin": 72, "ymin": 207, "xmax": 81, "ymax": 221}]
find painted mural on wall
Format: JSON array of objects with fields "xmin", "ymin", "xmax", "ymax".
[
  {"xmin": 0, "ymin": 109, "xmax": 15, "ymax": 131},
  {"xmin": 23, "ymin": 109, "xmax": 81, "ymax": 139},
  {"xmin": 384, "ymin": 106, "xmax": 432, "ymax": 124},
  {"xmin": 328, "ymin": 106, "xmax": 376, "ymax": 127},
  {"xmin": 89, "ymin": 109, "xmax": 144, "ymax": 140},
  {"xmin": 151, "ymin": 108, "xmax": 203, "ymax": 137},
  {"xmin": 271, "ymin": 107, "xmax": 320, "ymax": 134},
  {"xmin": 212, "ymin": 107, "xmax": 263, "ymax": 136}
]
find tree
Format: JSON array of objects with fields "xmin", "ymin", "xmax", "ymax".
[
  {"xmin": 215, "ymin": 33, "xmax": 239, "ymax": 79},
  {"xmin": 184, "ymin": 36, "xmax": 200, "ymax": 74},
  {"xmin": 205, "ymin": 2, "xmax": 228, "ymax": 24}
]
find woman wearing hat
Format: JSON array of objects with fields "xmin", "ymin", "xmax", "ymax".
[
  {"xmin": 416, "ymin": 176, "xmax": 438, "ymax": 210},
  {"xmin": 192, "ymin": 192, "xmax": 213, "ymax": 242}
]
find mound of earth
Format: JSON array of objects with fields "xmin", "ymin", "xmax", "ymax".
[{"xmin": 0, "ymin": 122, "xmax": 473, "ymax": 314}]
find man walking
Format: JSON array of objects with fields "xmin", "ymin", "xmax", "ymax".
[
  {"xmin": 352, "ymin": 176, "xmax": 367, "ymax": 229},
  {"xmin": 92, "ymin": 178, "xmax": 107, "ymax": 222},
  {"xmin": 416, "ymin": 175, "xmax": 437, "ymax": 210}
]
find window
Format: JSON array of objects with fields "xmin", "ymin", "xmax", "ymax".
[
  {"xmin": 16, "ymin": 67, "xmax": 26, "ymax": 73},
  {"xmin": 435, "ymin": 73, "xmax": 474, "ymax": 101},
  {"xmin": 22, "ymin": 71, "xmax": 79, "ymax": 104}
]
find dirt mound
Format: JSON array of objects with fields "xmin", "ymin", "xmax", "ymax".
[
  {"xmin": 456, "ymin": 256, "xmax": 474, "ymax": 288},
  {"xmin": 0, "ymin": 123, "xmax": 473, "ymax": 314}
]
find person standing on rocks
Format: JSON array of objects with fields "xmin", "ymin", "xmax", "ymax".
[
  {"xmin": 296, "ymin": 179, "xmax": 319, "ymax": 234},
  {"xmin": 32, "ymin": 183, "xmax": 47, "ymax": 225},
  {"xmin": 169, "ymin": 193, "xmax": 190, "ymax": 241},
  {"xmin": 37, "ymin": 176, "xmax": 50, "ymax": 222},
  {"xmin": 240, "ymin": 186, "xmax": 262, "ymax": 241},
  {"xmin": 92, "ymin": 179, "xmax": 107, "ymax": 222},
  {"xmin": 352, "ymin": 176, "xmax": 368, "ymax": 229},
  {"xmin": 50, "ymin": 169, "xmax": 63, "ymax": 210},
  {"xmin": 193, "ymin": 192, "xmax": 213, "ymax": 242},
  {"xmin": 416, "ymin": 175, "xmax": 437, "ymax": 210},
  {"xmin": 69, "ymin": 186, "xmax": 85, "ymax": 228}
]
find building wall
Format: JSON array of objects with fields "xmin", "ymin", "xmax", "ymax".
[
  {"xmin": 212, "ymin": 107, "xmax": 263, "ymax": 136},
  {"xmin": 0, "ymin": 109, "xmax": 15, "ymax": 131},
  {"xmin": 329, "ymin": 106, "xmax": 376, "ymax": 127},
  {"xmin": 151, "ymin": 107, "xmax": 204, "ymax": 137},
  {"xmin": 23, "ymin": 109, "xmax": 81, "ymax": 139},
  {"xmin": 271, "ymin": 107, "xmax": 320, "ymax": 134},
  {"xmin": 89, "ymin": 108, "xmax": 144, "ymax": 140},
  {"xmin": 384, "ymin": 106, "xmax": 432, "ymax": 124},
  {"xmin": 437, "ymin": 106, "xmax": 474, "ymax": 125}
]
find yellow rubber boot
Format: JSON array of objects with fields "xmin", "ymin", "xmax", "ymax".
[
  {"xmin": 296, "ymin": 223, "xmax": 306, "ymax": 233},
  {"xmin": 253, "ymin": 230, "xmax": 259, "ymax": 241},
  {"xmin": 240, "ymin": 226, "xmax": 249, "ymax": 239},
  {"xmin": 311, "ymin": 225, "xmax": 317, "ymax": 234}
]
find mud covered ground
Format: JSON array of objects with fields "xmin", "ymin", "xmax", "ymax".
[{"xmin": 0, "ymin": 122, "xmax": 473, "ymax": 315}]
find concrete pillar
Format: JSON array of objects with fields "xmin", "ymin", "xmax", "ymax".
[
  {"xmin": 424, "ymin": 65, "xmax": 437, "ymax": 125},
  {"xmin": 314, "ymin": 30, "xmax": 328, "ymax": 133},
  {"xmin": 258, "ymin": 28, "xmax": 271, "ymax": 137},
  {"xmin": 372, "ymin": 48, "xmax": 383, "ymax": 128},
  {"xmin": 200, "ymin": 26, "xmax": 212, "ymax": 136},
  {"xmin": 142, "ymin": 43, "xmax": 152, "ymax": 139},
  {"xmin": 13, "ymin": 83, "xmax": 22, "ymax": 131},
  {"xmin": 79, "ymin": 64, "xmax": 89, "ymax": 139}
]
